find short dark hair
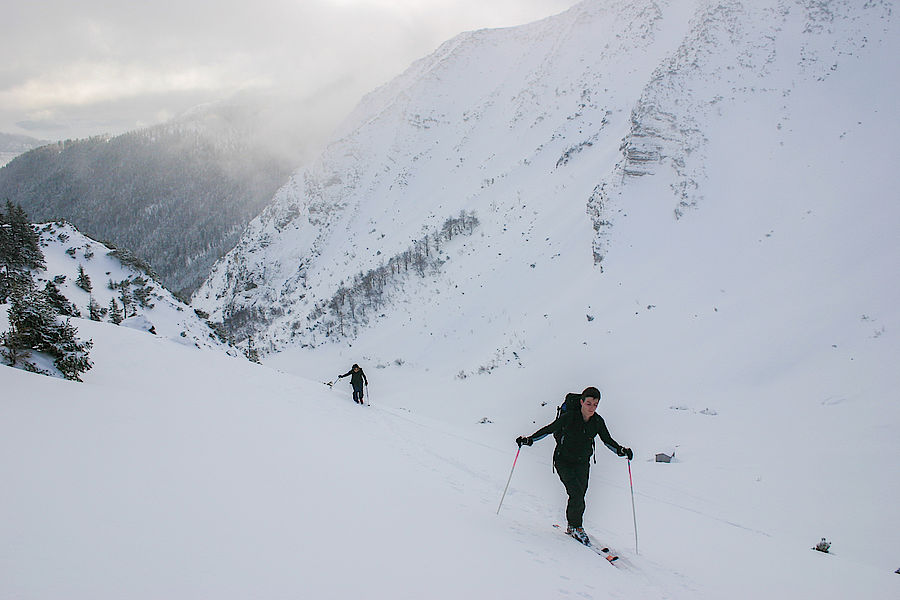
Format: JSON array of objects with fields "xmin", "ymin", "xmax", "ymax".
[{"xmin": 581, "ymin": 387, "xmax": 601, "ymax": 400}]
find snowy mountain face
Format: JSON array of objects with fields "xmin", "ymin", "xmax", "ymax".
[
  {"xmin": 195, "ymin": 0, "xmax": 687, "ymax": 346},
  {"xmin": 195, "ymin": 0, "xmax": 897, "ymax": 359}
]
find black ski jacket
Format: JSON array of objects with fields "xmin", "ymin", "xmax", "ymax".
[
  {"xmin": 339, "ymin": 367, "xmax": 368, "ymax": 388},
  {"xmin": 530, "ymin": 410, "xmax": 622, "ymax": 464}
]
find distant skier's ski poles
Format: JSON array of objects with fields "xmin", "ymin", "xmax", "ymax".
[
  {"xmin": 628, "ymin": 459, "xmax": 639, "ymax": 554},
  {"xmin": 496, "ymin": 446, "xmax": 521, "ymax": 515}
]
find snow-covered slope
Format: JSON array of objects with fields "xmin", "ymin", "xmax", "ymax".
[
  {"xmin": 11, "ymin": 220, "xmax": 236, "ymax": 355},
  {"xmin": 2, "ymin": 319, "xmax": 898, "ymax": 599}
]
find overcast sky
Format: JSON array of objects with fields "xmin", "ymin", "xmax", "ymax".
[{"xmin": 1, "ymin": 0, "xmax": 578, "ymax": 146}]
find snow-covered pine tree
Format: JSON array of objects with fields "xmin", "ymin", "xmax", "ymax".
[
  {"xmin": 88, "ymin": 296, "xmax": 104, "ymax": 321},
  {"xmin": 119, "ymin": 286, "xmax": 133, "ymax": 319},
  {"xmin": 75, "ymin": 264, "xmax": 92, "ymax": 292},
  {"xmin": 131, "ymin": 276, "xmax": 154, "ymax": 309},
  {"xmin": 43, "ymin": 280, "xmax": 80, "ymax": 317},
  {"xmin": 0, "ymin": 201, "xmax": 44, "ymax": 302},
  {"xmin": 0, "ymin": 328, "xmax": 29, "ymax": 369},
  {"xmin": 49, "ymin": 318, "xmax": 93, "ymax": 381},
  {"xmin": 3, "ymin": 279, "xmax": 93, "ymax": 381},
  {"xmin": 108, "ymin": 298, "xmax": 124, "ymax": 325}
]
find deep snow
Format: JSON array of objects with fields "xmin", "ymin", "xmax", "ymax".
[{"xmin": 2, "ymin": 313, "xmax": 898, "ymax": 599}]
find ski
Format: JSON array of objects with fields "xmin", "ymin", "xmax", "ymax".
[{"xmin": 553, "ymin": 524, "xmax": 619, "ymax": 565}]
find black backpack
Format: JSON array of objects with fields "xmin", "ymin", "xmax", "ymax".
[
  {"xmin": 552, "ymin": 393, "xmax": 596, "ymax": 467},
  {"xmin": 553, "ymin": 393, "xmax": 583, "ymax": 444}
]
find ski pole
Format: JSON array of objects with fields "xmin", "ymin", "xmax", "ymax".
[
  {"xmin": 628, "ymin": 459, "xmax": 639, "ymax": 554},
  {"xmin": 496, "ymin": 446, "xmax": 521, "ymax": 515}
]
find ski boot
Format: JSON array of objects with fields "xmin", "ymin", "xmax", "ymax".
[{"xmin": 566, "ymin": 526, "xmax": 590, "ymax": 545}]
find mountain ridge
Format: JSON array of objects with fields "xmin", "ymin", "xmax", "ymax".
[
  {"xmin": 194, "ymin": 0, "xmax": 895, "ymax": 358},
  {"xmin": 1, "ymin": 218, "xmax": 236, "ymax": 366}
]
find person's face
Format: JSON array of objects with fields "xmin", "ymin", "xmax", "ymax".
[{"xmin": 581, "ymin": 396, "xmax": 599, "ymax": 420}]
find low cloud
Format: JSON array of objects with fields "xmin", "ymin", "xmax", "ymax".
[
  {"xmin": 15, "ymin": 119, "xmax": 67, "ymax": 132},
  {"xmin": 1, "ymin": 0, "xmax": 576, "ymax": 142},
  {"xmin": 1, "ymin": 62, "xmax": 260, "ymax": 110}
]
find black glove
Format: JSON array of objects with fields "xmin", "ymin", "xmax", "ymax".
[
  {"xmin": 516, "ymin": 436, "xmax": 533, "ymax": 447},
  {"xmin": 618, "ymin": 446, "xmax": 633, "ymax": 460}
]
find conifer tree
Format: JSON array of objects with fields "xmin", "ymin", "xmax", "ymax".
[
  {"xmin": 3, "ymin": 280, "xmax": 93, "ymax": 381},
  {"xmin": 119, "ymin": 286, "xmax": 133, "ymax": 319},
  {"xmin": 108, "ymin": 298, "xmax": 124, "ymax": 324},
  {"xmin": 132, "ymin": 276, "xmax": 154, "ymax": 308},
  {"xmin": 1, "ymin": 201, "xmax": 44, "ymax": 270},
  {"xmin": 88, "ymin": 296, "xmax": 104, "ymax": 321},
  {"xmin": 0, "ymin": 327, "xmax": 28, "ymax": 368},
  {"xmin": 43, "ymin": 280, "xmax": 80, "ymax": 317},
  {"xmin": 50, "ymin": 319, "xmax": 93, "ymax": 381},
  {"xmin": 0, "ymin": 201, "xmax": 45, "ymax": 302},
  {"xmin": 75, "ymin": 264, "xmax": 92, "ymax": 292}
]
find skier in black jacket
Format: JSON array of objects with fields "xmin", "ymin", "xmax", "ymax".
[
  {"xmin": 516, "ymin": 387, "xmax": 632, "ymax": 545},
  {"xmin": 338, "ymin": 364, "xmax": 368, "ymax": 404}
]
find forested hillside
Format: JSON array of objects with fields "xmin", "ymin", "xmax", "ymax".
[{"xmin": 0, "ymin": 106, "xmax": 296, "ymax": 298}]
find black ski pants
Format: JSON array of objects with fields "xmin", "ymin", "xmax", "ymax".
[
  {"xmin": 555, "ymin": 457, "xmax": 590, "ymax": 528},
  {"xmin": 352, "ymin": 383, "xmax": 364, "ymax": 403}
]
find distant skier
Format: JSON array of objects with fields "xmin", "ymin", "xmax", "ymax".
[
  {"xmin": 516, "ymin": 387, "xmax": 632, "ymax": 545},
  {"xmin": 338, "ymin": 363, "xmax": 368, "ymax": 404}
]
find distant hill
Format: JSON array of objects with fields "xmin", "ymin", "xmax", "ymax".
[
  {"xmin": 0, "ymin": 104, "xmax": 297, "ymax": 298},
  {"xmin": 0, "ymin": 132, "xmax": 49, "ymax": 152},
  {"xmin": 0, "ymin": 132, "xmax": 49, "ymax": 167}
]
